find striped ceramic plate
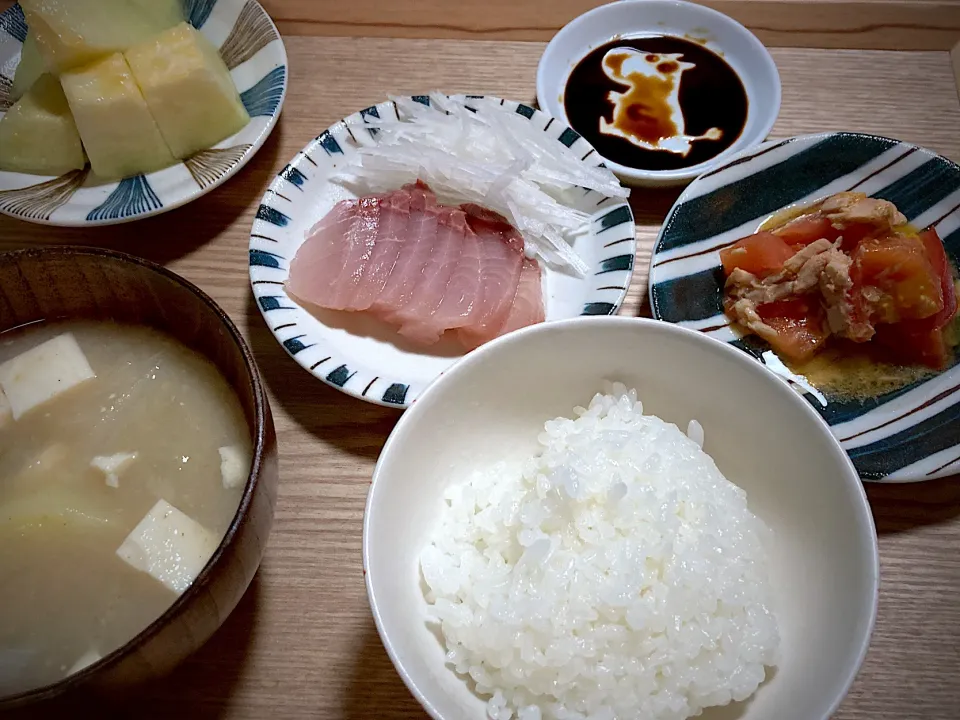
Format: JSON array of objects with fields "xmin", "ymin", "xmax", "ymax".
[
  {"xmin": 0, "ymin": 0, "xmax": 286, "ymax": 226},
  {"xmin": 650, "ymin": 132, "xmax": 960, "ymax": 483},
  {"xmin": 249, "ymin": 95, "xmax": 636, "ymax": 408}
]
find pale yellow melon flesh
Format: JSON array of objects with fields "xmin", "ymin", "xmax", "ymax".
[
  {"xmin": 60, "ymin": 53, "xmax": 176, "ymax": 180},
  {"xmin": 125, "ymin": 22, "xmax": 250, "ymax": 160},
  {"xmin": 19, "ymin": 0, "xmax": 183, "ymax": 74},
  {"xmin": 12, "ymin": 33, "xmax": 47, "ymax": 101},
  {"xmin": 0, "ymin": 74, "xmax": 87, "ymax": 176}
]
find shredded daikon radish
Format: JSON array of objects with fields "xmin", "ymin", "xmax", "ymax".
[{"xmin": 330, "ymin": 93, "xmax": 630, "ymax": 276}]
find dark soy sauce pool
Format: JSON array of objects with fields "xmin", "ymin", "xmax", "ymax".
[{"xmin": 563, "ymin": 35, "xmax": 748, "ymax": 171}]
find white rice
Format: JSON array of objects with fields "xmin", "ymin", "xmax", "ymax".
[{"xmin": 420, "ymin": 383, "xmax": 780, "ymax": 720}]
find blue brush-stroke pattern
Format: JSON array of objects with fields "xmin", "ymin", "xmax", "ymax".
[
  {"xmin": 557, "ymin": 128, "xmax": 580, "ymax": 148},
  {"xmin": 596, "ymin": 205, "xmax": 633, "ymax": 233},
  {"xmin": 582, "ymin": 302, "xmax": 616, "ymax": 316},
  {"xmin": 657, "ymin": 134, "xmax": 896, "ymax": 253},
  {"xmin": 596, "ymin": 255, "xmax": 633, "ymax": 275},
  {"xmin": 326, "ymin": 364, "xmax": 355, "ymax": 387},
  {"xmin": 283, "ymin": 336, "xmax": 313, "ymax": 355},
  {"xmin": 257, "ymin": 295, "xmax": 293, "ymax": 312},
  {"xmin": 651, "ymin": 266, "xmax": 726, "ymax": 323},
  {"xmin": 280, "ymin": 165, "xmax": 307, "ymax": 190},
  {"xmin": 411, "ymin": 96, "xmax": 430, "ymax": 106},
  {"xmin": 873, "ymin": 157, "xmax": 960, "ymax": 221},
  {"xmin": 382, "ymin": 383, "xmax": 409, "ymax": 405},
  {"xmin": 849, "ymin": 399, "xmax": 960, "ymax": 479},
  {"xmin": 316, "ymin": 130, "xmax": 343, "ymax": 156},
  {"xmin": 0, "ymin": 3, "xmax": 27, "ymax": 43},
  {"xmin": 249, "ymin": 250, "xmax": 285, "ymax": 269},
  {"xmin": 256, "ymin": 204, "xmax": 290, "ymax": 227},
  {"xmin": 515, "ymin": 104, "xmax": 535, "ymax": 119},
  {"xmin": 183, "ymin": 0, "xmax": 217, "ymax": 29},
  {"xmin": 86, "ymin": 175, "xmax": 162, "ymax": 222},
  {"xmin": 241, "ymin": 66, "xmax": 286, "ymax": 117}
]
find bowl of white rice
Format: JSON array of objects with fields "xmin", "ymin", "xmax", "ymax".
[{"xmin": 364, "ymin": 317, "xmax": 878, "ymax": 720}]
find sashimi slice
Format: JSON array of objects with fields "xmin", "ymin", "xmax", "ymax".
[
  {"xmin": 390, "ymin": 209, "xmax": 469, "ymax": 344},
  {"xmin": 345, "ymin": 188, "xmax": 411, "ymax": 311},
  {"xmin": 456, "ymin": 204, "xmax": 525, "ymax": 349},
  {"xmin": 286, "ymin": 199, "xmax": 359, "ymax": 308},
  {"xmin": 327, "ymin": 195, "xmax": 382, "ymax": 309},
  {"xmin": 495, "ymin": 258, "xmax": 545, "ymax": 337},
  {"xmin": 421, "ymin": 215, "xmax": 482, "ymax": 335},
  {"xmin": 368, "ymin": 184, "xmax": 439, "ymax": 317}
]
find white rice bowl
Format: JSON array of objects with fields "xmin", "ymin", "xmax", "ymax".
[{"xmin": 420, "ymin": 383, "xmax": 780, "ymax": 720}]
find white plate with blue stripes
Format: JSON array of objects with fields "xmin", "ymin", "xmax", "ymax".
[
  {"xmin": 0, "ymin": 0, "xmax": 287, "ymax": 226},
  {"xmin": 649, "ymin": 132, "xmax": 960, "ymax": 482},
  {"xmin": 249, "ymin": 95, "xmax": 637, "ymax": 408}
]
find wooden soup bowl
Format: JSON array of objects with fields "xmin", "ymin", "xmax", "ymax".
[{"xmin": 0, "ymin": 246, "xmax": 279, "ymax": 709}]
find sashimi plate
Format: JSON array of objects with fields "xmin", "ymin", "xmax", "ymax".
[
  {"xmin": 249, "ymin": 95, "xmax": 637, "ymax": 408},
  {"xmin": 0, "ymin": 0, "xmax": 287, "ymax": 226},
  {"xmin": 649, "ymin": 132, "xmax": 960, "ymax": 482}
]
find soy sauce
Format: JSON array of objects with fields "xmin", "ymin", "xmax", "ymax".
[{"xmin": 563, "ymin": 35, "xmax": 748, "ymax": 171}]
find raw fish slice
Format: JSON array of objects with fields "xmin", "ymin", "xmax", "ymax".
[
  {"xmin": 456, "ymin": 204, "xmax": 524, "ymax": 349},
  {"xmin": 345, "ymin": 189, "xmax": 411, "ymax": 311},
  {"xmin": 286, "ymin": 199, "xmax": 359, "ymax": 309},
  {"xmin": 369, "ymin": 184, "xmax": 439, "ymax": 317},
  {"xmin": 428, "ymin": 217, "xmax": 482, "ymax": 332},
  {"xmin": 328, "ymin": 195, "xmax": 382, "ymax": 310},
  {"xmin": 389, "ymin": 209, "xmax": 469, "ymax": 344},
  {"xmin": 495, "ymin": 258, "xmax": 545, "ymax": 337}
]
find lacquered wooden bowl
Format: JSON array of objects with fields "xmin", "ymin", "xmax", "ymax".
[{"xmin": 0, "ymin": 246, "xmax": 279, "ymax": 709}]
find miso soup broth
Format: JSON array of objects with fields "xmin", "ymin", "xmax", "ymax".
[{"xmin": 0, "ymin": 321, "xmax": 251, "ymax": 696}]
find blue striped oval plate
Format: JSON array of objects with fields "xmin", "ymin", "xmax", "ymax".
[
  {"xmin": 249, "ymin": 95, "xmax": 636, "ymax": 408},
  {"xmin": 650, "ymin": 132, "xmax": 960, "ymax": 483},
  {"xmin": 0, "ymin": 0, "xmax": 287, "ymax": 226}
]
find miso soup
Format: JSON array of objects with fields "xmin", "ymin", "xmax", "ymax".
[{"xmin": 0, "ymin": 321, "xmax": 251, "ymax": 696}]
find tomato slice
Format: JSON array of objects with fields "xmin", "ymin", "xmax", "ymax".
[
  {"xmin": 853, "ymin": 233, "xmax": 944, "ymax": 323},
  {"xmin": 874, "ymin": 324, "xmax": 950, "ymax": 369},
  {"xmin": 756, "ymin": 298, "xmax": 830, "ymax": 362},
  {"xmin": 918, "ymin": 227, "xmax": 957, "ymax": 329},
  {"xmin": 720, "ymin": 232, "xmax": 796, "ymax": 278},
  {"xmin": 773, "ymin": 216, "xmax": 840, "ymax": 248},
  {"xmin": 772, "ymin": 214, "xmax": 878, "ymax": 252}
]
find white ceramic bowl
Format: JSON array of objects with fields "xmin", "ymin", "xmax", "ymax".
[
  {"xmin": 536, "ymin": 0, "xmax": 781, "ymax": 187},
  {"xmin": 365, "ymin": 317, "xmax": 878, "ymax": 720}
]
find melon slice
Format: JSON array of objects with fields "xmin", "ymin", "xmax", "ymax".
[
  {"xmin": 19, "ymin": 0, "xmax": 183, "ymax": 74},
  {"xmin": 125, "ymin": 22, "xmax": 250, "ymax": 160},
  {"xmin": 0, "ymin": 74, "xmax": 87, "ymax": 176},
  {"xmin": 60, "ymin": 52, "xmax": 176, "ymax": 180},
  {"xmin": 11, "ymin": 33, "xmax": 47, "ymax": 101}
]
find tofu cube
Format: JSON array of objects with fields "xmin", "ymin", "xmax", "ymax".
[
  {"xmin": 124, "ymin": 23, "xmax": 250, "ymax": 160},
  {"xmin": 0, "ymin": 333, "xmax": 95, "ymax": 420},
  {"xmin": 0, "ymin": 73, "xmax": 87, "ymax": 176},
  {"xmin": 116, "ymin": 499, "xmax": 220, "ymax": 595},
  {"xmin": 218, "ymin": 445, "xmax": 250, "ymax": 489},
  {"xmin": 12, "ymin": 32, "xmax": 47, "ymax": 101},
  {"xmin": 91, "ymin": 451, "xmax": 138, "ymax": 488},
  {"xmin": 19, "ymin": 0, "xmax": 183, "ymax": 74},
  {"xmin": 60, "ymin": 53, "xmax": 176, "ymax": 180}
]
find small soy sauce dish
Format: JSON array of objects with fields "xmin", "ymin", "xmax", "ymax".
[{"xmin": 537, "ymin": 0, "xmax": 781, "ymax": 187}]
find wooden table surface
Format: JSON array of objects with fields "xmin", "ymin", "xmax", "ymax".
[{"xmin": 2, "ymin": 1, "xmax": 960, "ymax": 718}]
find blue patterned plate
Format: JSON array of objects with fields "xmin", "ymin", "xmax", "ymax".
[
  {"xmin": 250, "ymin": 95, "xmax": 636, "ymax": 408},
  {"xmin": 0, "ymin": 0, "xmax": 286, "ymax": 226},
  {"xmin": 649, "ymin": 132, "xmax": 960, "ymax": 482}
]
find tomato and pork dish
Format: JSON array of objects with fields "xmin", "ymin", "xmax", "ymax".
[{"xmin": 720, "ymin": 192, "xmax": 959, "ymax": 376}]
